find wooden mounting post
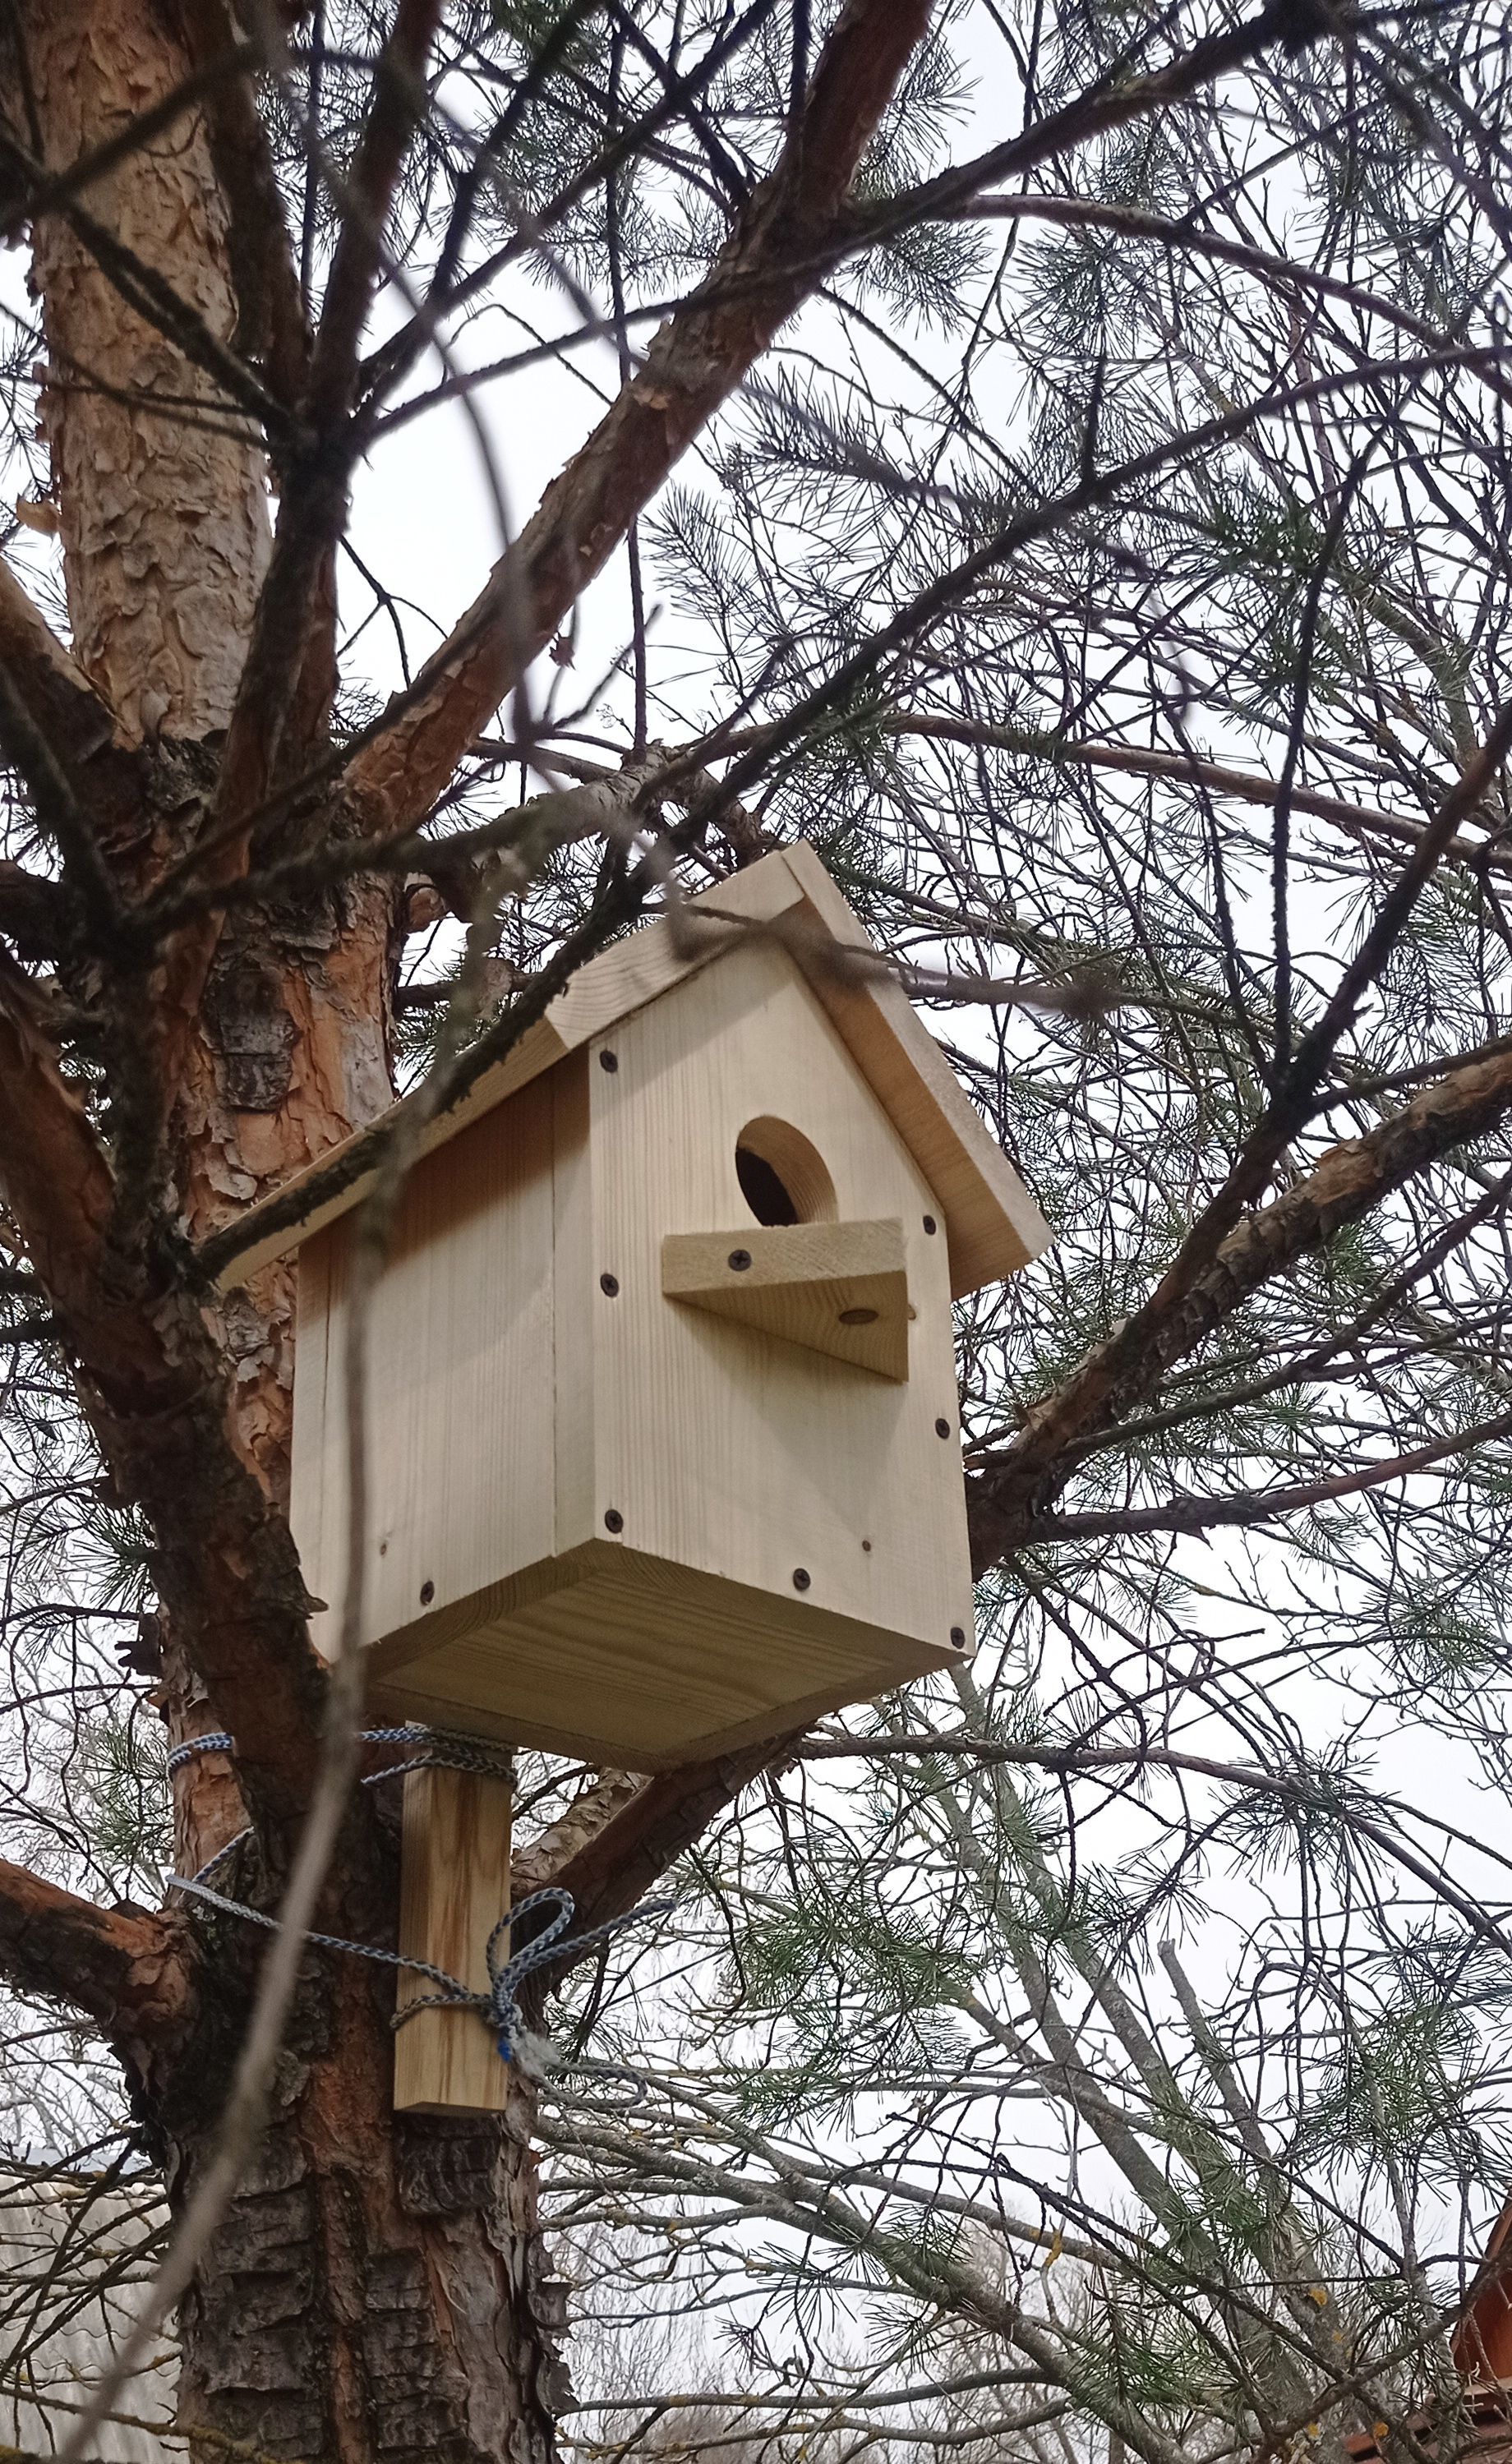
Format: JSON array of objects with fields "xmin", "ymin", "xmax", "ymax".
[{"xmin": 393, "ymin": 1762, "xmax": 513, "ymax": 2116}]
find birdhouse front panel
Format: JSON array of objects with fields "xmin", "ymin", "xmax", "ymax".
[{"xmin": 580, "ymin": 932, "xmax": 974, "ymax": 1669}]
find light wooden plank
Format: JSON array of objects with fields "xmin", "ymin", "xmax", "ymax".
[
  {"xmin": 592, "ymin": 935, "xmax": 975, "ymax": 1657},
  {"xmin": 662, "ymin": 1218, "xmax": 910, "ymax": 1381},
  {"xmin": 551, "ymin": 1053, "xmax": 596, "ymax": 1554},
  {"xmin": 394, "ymin": 1765, "xmax": 513, "ymax": 2116},
  {"xmin": 774, "ymin": 844, "xmax": 1050, "ymax": 1295},
  {"xmin": 225, "ymin": 1013, "xmax": 570, "ymax": 1284},
  {"xmin": 288, "ymin": 1224, "xmax": 334, "ymax": 1619},
  {"xmin": 289, "ymin": 1076, "xmax": 557, "ymax": 1660},
  {"xmin": 371, "ymin": 1544, "xmax": 965, "ymax": 1769}
]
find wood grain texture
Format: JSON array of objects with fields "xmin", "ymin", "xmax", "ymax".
[
  {"xmin": 662, "ymin": 1218, "xmax": 910, "ymax": 1381},
  {"xmin": 369, "ymin": 1543, "xmax": 964, "ymax": 1771},
  {"xmin": 226, "ymin": 845, "xmax": 1048, "ymax": 1295},
  {"xmin": 776, "ymin": 843, "xmax": 1049, "ymax": 1294},
  {"xmin": 592, "ymin": 935, "xmax": 973, "ymax": 1660},
  {"xmin": 394, "ymin": 1766, "xmax": 513, "ymax": 2116},
  {"xmin": 289, "ymin": 1075, "xmax": 556, "ymax": 1663}
]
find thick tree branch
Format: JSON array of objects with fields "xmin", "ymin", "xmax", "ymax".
[
  {"xmin": 179, "ymin": 0, "xmax": 310, "ymax": 409},
  {"xmin": 0, "ymin": 1854, "xmax": 191, "ymax": 2057},
  {"xmin": 343, "ymin": 0, "xmax": 935, "ymax": 837},
  {"xmin": 1022, "ymin": 1405, "xmax": 1512, "ymax": 1542},
  {"xmin": 0, "ymin": 954, "xmax": 326, "ymax": 1835},
  {"xmin": 968, "ymin": 1040, "xmax": 1512, "ymax": 1569},
  {"xmin": 0, "ymin": 860, "xmax": 68, "ymax": 961},
  {"xmin": 339, "ymin": 0, "xmax": 1353, "ymax": 850},
  {"xmin": 0, "ymin": 560, "xmax": 143, "ymax": 845},
  {"xmin": 525, "ymin": 1736, "xmax": 800, "ymax": 1996}
]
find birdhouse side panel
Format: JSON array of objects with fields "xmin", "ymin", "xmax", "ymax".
[
  {"xmin": 587, "ymin": 935, "xmax": 974, "ymax": 1662},
  {"xmin": 289, "ymin": 1075, "xmax": 559, "ymax": 1659}
]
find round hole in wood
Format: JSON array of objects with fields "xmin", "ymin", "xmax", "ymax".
[
  {"xmin": 950, "ymin": 1625, "xmax": 967, "ymax": 1647},
  {"xmin": 735, "ymin": 1117, "xmax": 837, "ymax": 1226},
  {"xmin": 600, "ymin": 1271, "xmax": 620, "ymax": 1296},
  {"xmin": 419, "ymin": 1580, "xmax": 435, "ymax": 1605},
  {"xmin": 935, "ymin": 1417, "xmax": 952, "ymax": 1439},
  {"xmin": 838, "ymin": 1306, "xmax": 878, "ymax": 1326},
  {"xmin": 922, "ymin": 1214, "xmax": 938, "ymax": 1235}
]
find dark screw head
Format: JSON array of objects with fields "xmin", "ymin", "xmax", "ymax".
[
  {"xmin": 599, "ymin": 1048, "xmax": 619, "ymax": 1073},
  {"xmin": 922, "ymin": 1214, "xmax": 938, "ymax": 1236},
  {"xmin": 419, "ymin": 1580, "xmax": 435, "ymax": 1606},
  {"xmin": 861, "ymin": 1538, "xmax": 874, "ymax": 1554},
  {"xmin": 935, "ymin": 1416, "xmax": 952, "ymax": 1439},
  {"xmin": 604, "ymin": 1508, "xmax": 625, "ymax": 1534},
  {"xmin": 792, "ymin": 1567, "xmax": 811, "ymax": 1591},
  {"xmin": 839, "ymin": 1306, "xmax": 878, "ymax": 1326},
  {"xmin": 727, "ymin": 1248, "xmax": 753, "ymax": 1272},
  {"xmin": 600, "ymin": 1271, "xmax": 620, "ymax": 1297},
  {"xmin": 950, "ymin": 1625, "xmax": 967, "ymax": 1648}
]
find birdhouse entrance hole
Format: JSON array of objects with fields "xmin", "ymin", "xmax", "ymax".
[{"xmin": 735, "ymin": 1117, "xmax": 836, "ymax": 1226}]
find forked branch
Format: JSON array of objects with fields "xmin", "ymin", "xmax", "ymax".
[
  {"xmin": 343, "ymin": 0, "xmax": 935, "ymax": 836},
  {"xmin": 968, "ymin": 1038, "xmax": 1512, "ymax": 1568}
]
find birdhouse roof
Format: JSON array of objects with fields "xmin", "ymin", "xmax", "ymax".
[{"xmin": 224, "ymin": 841, "xmax": 1049, "ymax": 1298}]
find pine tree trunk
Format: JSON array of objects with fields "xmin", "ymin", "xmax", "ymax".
[
  {"xmin": 11, "ymin": 6, "xmax": 565, "ymax": 2453},
  {"xmin": 162, "ymin": 1956, "xmax": 565, "ymax": 2464}
]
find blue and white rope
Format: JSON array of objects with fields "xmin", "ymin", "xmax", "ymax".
[{"xmin": 164, "ymin": 1728, "xmax": 666, "ymax": 2067}]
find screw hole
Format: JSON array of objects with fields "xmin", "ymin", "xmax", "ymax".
[
  {"xmin": 922, "ymin": 1214, "xmax": 938, "ymax": 1235},
  {"xmin": 600, "ymin": 1271, "xmax": 620, "ymax": 1297},
  {"xmin": 950, "ymin": 1626, "xmax": 966, "ymax": 1648},
  {"xmin": 935, "ymin": 1417, "xmax": 952, "ymax": 1439},
  {"xmin": 861, "ymin": 1538, "xmax": 873, "ymax": 1554},
  {"xmin": 792, "ymin": 1567, "xmax": 811, "ymax": 1591},
  {"xmin": 838, "ymin": 1306, "xmax": 878, "ymax": 1326},
  {"xmin": 599, "ymin": 1048, "xmax": 619, "ymax": 1073},
  {"xmin": 419, "ymin": 1580, "xmax": 435, "ymax": 1606},
  {"xmin": 727, "ymin": 1248, "xmax": 753, "ymax": 1272},
  {"xmin": 604, "ymin": 1508, "xmax": 625, "ymax": 1535}
]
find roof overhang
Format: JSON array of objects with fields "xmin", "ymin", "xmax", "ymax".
[{"xmin": 216, "ymin": 841, "xmax": 1050, "ymax": 1300}]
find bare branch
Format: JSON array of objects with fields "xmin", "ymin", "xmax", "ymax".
[
  {"xmin": 0, "ymin": 1854, "xmax": 190, "ymax": 2056},
  {"xmin": 343, "ymin": 0, "xmax": 936, "ymax": 836},
  {"xmin": 970, "ymin": 1036, "xmax": 1512, "ymax": 1568}
]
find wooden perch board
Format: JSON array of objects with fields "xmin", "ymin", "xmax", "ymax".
[{"xmin": 662, "ymin": 1218, "xmax": 910, "ymax": 1380}]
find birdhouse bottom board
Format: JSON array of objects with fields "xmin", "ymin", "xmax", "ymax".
[{"xmin": 289, "ymin": 933, "xmax": 977, "ymax": 1770}]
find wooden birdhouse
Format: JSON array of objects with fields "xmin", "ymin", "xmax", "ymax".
[
  {"xmin": 235, "ymin": 841, "xmax": 1049, "ymax": 1777},
  {"xmin": 228, "ymin": 843, "xmax": 1048, "ymax": 2111}
]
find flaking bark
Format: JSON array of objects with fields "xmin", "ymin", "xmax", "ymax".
[{"xmin": 16, "ymin": 0, "xmax": 271, "ymax": 744}]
